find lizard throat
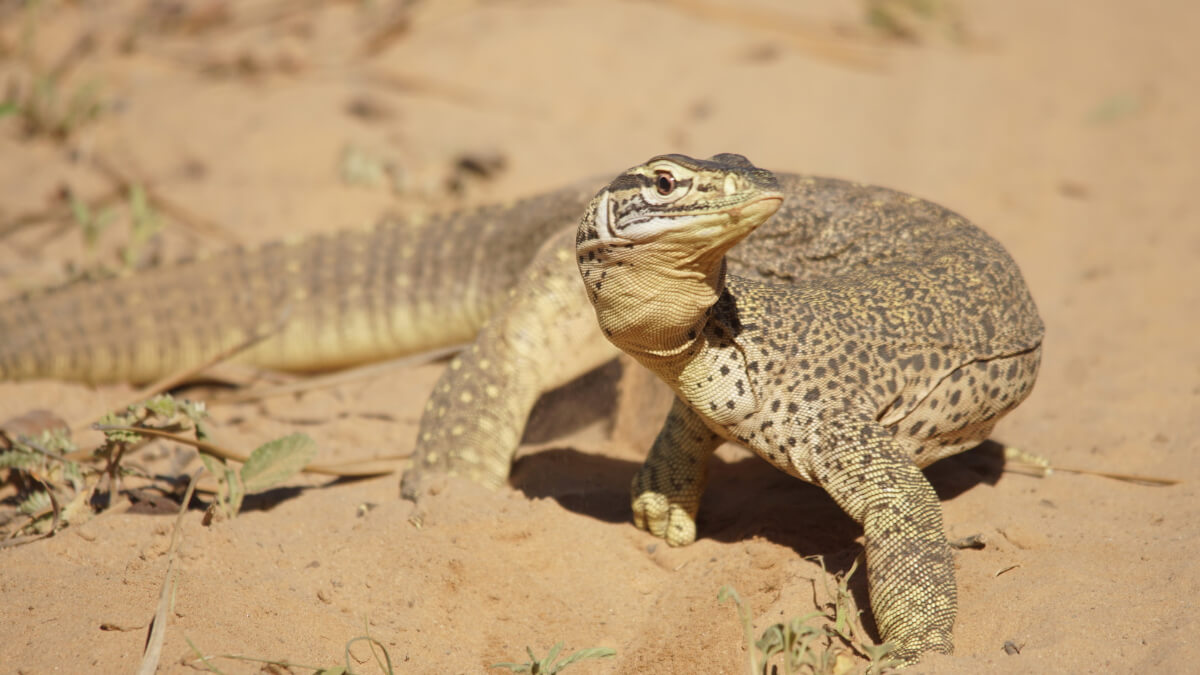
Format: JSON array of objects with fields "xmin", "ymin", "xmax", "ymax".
[{"xmin": 581, "ymin": 247, "xmax": 726, "ymax": 363}]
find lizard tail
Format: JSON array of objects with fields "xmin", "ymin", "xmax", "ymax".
[{"xmin": 0, "ymin": 188, "xmax": 591, "ymax": 384}]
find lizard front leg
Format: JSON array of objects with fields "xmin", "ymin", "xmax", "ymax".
[
  {"xmin": 401, "ymin": 228, "xmax": 617, "ymax": 495},
  {"xmin": 631, "ymin": 397, "xmax": 724, "ymax": 546},
  {"xmin": 811, "ymin": 410, "xmax": 956, "ymax": 665},
  {"xmin": 401, "ymin": 320, "xmax": 540, "ymax": 491}
]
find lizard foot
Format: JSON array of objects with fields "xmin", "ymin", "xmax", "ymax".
[
  {"xmin": 887, "ymin": 631, "xmax": 953, "ymax": 668},
  {"xmin": 631, "ymin": 489, "xmax": 697, "ymax": 546},
  {"xmin": 630, "ymin": 468, "xmax": 701, "ymax": 546},
  {"xmin": 627, "ymin": 397, "xmax": 718, "ymax": 547},
  {"xmin": 400, "ymin": 442, "xmax": 509, "ymax": 502}
]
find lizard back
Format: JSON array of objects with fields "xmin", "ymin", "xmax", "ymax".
[{"xmin": 726, "ymin": 174, "xmax": 1043, "ymax": 360}]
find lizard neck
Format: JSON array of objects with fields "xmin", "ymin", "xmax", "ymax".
[
  {"xmin": 580, "ymin": 241, "xmax": 726, "ymax": 366},
  {"xmin": 580, "ymin": 242, "xmax": 764, "ymax": 427},
  {"xmin": 573, "ymin": 151, "xmax": 784, "ymax": 408}
]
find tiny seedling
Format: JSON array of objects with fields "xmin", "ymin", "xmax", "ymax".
[
  {"xmin": 199, "ymin": 431, "xmax": 318, "ymax": 519},
  {"xmin": 9, "ymin": 73, "xmax": 104, "ymax": 139},
  {"xmin": 121, "ymin": 183, "xmax": 163, "ymax": 269},
  {"xmin": 186, "ymin": 633, "xmax": 395, "ymax": 674},
  {"xmin": 492, "ymin": 642, "xmax": 616, "ymax": 674},
  {"xmin": 3, "ymin": 4, "xmax": 104, "ymax": 140},
  {"xmin": 62, "ymin": 181, "xmax": 164, "ymax": 282},
  {"xmin": 1087, "ymin": 94, "xmax": 1142, "ymax": 124},
  {"xmin": 719, "ymin": 557, "xmax": 899, "ymax": 675},
  {"xmin": 863, "ymin": 0, "xmax": 965, "ymax": 43},
  {"xmin": 0, "ymin": 426, "xmax": 86, "ymax": 536},
  {"xmin": 0, "ymin": 394, "xmax": 209, "ymax": 542},
  {"xmin": 0, "ymin": 393, "xmax": 319, "ymax": 542},
  {"xmin": 339, "ymin": 143, "xmax": 404, "ymax": 193},
  {"xmin": 68, "ymin": 189, "xmax": 118, "ymax": 259}
]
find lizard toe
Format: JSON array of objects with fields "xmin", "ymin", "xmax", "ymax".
[
  {"xmin": 886, "ymin": 633, "xmax": 953, "ymax": 669},
  {"xmin": 631, "ymin": 490, "xmax": 697, "ymax": 546}
]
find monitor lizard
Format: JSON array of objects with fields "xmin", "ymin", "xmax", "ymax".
[
  {"xmin": 575, "ymin": 153, "xmax": 1043, "ymax": 664},
  {"xmin": 0, "ymin": 155, "xmax": 1043, "ymax": 664}
]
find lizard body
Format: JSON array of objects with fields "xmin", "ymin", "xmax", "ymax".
[
  {"xmin": 1, "ymin": 156, "xmax": 1044, "ymax": 665},
  {"xmin": 576, "ymin": 154, "xmax": 1043, "ymax": 664}
]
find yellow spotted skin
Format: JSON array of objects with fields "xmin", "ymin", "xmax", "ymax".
[{"xmin": 577, "ymin": 154, "xmax": 1043, "ymax": 666}]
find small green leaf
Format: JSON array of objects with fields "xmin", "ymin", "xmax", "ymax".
[
  {"xmin": 18, "ymin": 490, "xmax": 51, "ymax": 515},
  {"xmin": 130, "ymin": 183, "xmax": 150, "ymax": 220},
  {"xmin": 200, "ymin": 452, "xmax": 236, "ymax": 516},
  {"xmin": 144, "ymin": 394, "xmax": 178, "ymax": 418},
  {"xmin": 0, "ymin": 449, "xmax": 41, "ymax": 470},
  {"xmin": 68, "ymin": 192, "xmax": 91, "ymax": 227},
  {"xmin": 0, "ymin": 101, "xmax": 17, "ymax": 118},
  {"xmin": 755, "ymin": 624, "xmax": 785, "ymax": 659},
  {"xmin": 225, "ymin": 464, "xmax": 244, "ymax": 515},
  {"xmin": 198, "ymin": 452, "xmax": 222, "ymax": 476},
  {"xmin": 491, "ymin": 662, "xmax": 532, "ymax": 673},
  {"xmin": 1088, "ymin": 93, "xmax": 1141, "ymax": 123},
  {"xmin": 62, "ymin": 460, "xmax": 84, "ymax": 492},
  {"xmin": 97, "ymin": 413, "xmax": 145, "ymax": 444},
  {"xmin": 553, "ymin": 647, "xmax": 616, "ymax": 670},
  {"xmin": 193, "ymin": 419, "xmax": 212, "ymax": 443},
  {"xmin": 180, "ymin": 399, "xmax": 209, "ymax": 424},
  {"xmin": 239, "ymin": 433, "xmax": 318, "ymax": 493}
]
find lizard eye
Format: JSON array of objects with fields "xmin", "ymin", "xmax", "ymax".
[{"xmin": 655, "ymin": 171, "xmax": 676, "ymax": 196}]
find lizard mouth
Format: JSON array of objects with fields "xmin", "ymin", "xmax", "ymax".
[
  {"xmin": 616, "ymin": 191, "xmax": 785, "ymax": 233},
  {"xmin": 728, "ymin": 191, "xmax": 784, "ymax": 218}
]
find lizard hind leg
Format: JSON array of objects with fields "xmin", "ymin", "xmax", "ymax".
[
  {"xmin": 811, "ymin": 411, "xmax": 957, "ymax": 665},
  {"xmin": 401, "ymin": 227, "xmax": 618, "ymax": 498}
]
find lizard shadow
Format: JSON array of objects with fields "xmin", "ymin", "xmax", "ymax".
[
  {"xmin": 513, "ymin": 439, "xmax": 1006, "ymax": 643},
  {"xmin": 513, "ymin": 439, "xmax": 1005, "ymax": 539},
  {"xmin": 520, "ymin": 360, "xmax": 622, "ymax": 445}
]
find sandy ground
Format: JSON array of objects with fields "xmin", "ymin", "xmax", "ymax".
[{"xmin": 1, "ymin": 1, "xmax": 1198, "ymax": 673}]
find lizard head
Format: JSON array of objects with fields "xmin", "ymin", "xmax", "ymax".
[
  {"xmin": 576, "ymin": 154, "xmax": 783, "ymax": 357},
  {"xmin": 577, "ymin": 153, "xmax": 783, "ymax": 254}
]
